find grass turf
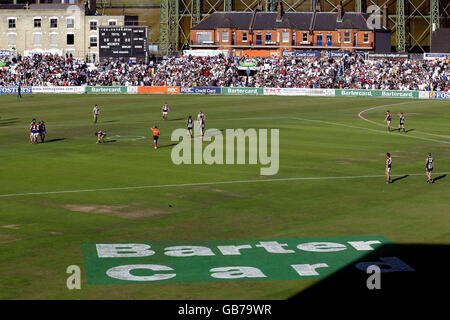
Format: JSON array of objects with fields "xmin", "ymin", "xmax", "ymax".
[{"xmin": 0, "ymin": 94, "xmax": 449, "ymax": 299}]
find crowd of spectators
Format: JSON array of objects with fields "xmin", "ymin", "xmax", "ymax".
[{"xmin": 0, "ymin": 52, "xmax": 449, "ymax": 91}]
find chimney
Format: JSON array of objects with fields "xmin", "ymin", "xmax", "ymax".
[
  {"xmin": 276, "ymin": 0, "xmax": 283, "ymax": 22},
  {"xmin": 337, "ymin": 0, "xmax": 343, "ymax": 22},
  {"xmin": 383, "ymin": 3, "xmax": 388, "ymax": 29},
  {"xmin": 316, "ymin": 0, "xmax": 321, "ymax": 12},
  {"xmin": 256, "ymin": 0, "xmax": 262, "ymax": 11},
  {"xmin": 89, "ymin": 0, "xmax": 97, "ymax": 13}
]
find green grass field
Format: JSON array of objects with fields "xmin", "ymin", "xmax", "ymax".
[{"xmin": 0, "ymin": 94, "xmax": 449, "ymax": 299}]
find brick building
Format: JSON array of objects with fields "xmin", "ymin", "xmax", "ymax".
[{"xmin": 190, "ymin": 0, "xmax": 391, "ymax": 56}]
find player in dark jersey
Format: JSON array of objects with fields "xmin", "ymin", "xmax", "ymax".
[
  {"xmin": 186, "ymin": 115, "xmax": 193, "ymax": 137},
  {"xmin": 36, "ymin": 122, "xmax": 41, "ymax": 143},
  {"xmin": 95, "ymin": 130, "xmax": 106, "ymax": 144},
  {"xmin": 200, "ymin": 117, "xmax": 206, "ymax": 137},
  {"xmin": 162, "ymin": 103, "xmax": 169, "ymax": 120},
  {"xmin": 39, "ymin": 121, "xmax": 46, "ymax": 143},
  {"xmin": 17, "ymin": 83, "xmax": 22, "ymax": 99},
  {"xmin": 384, "ymin": 110, "xmax": 391, "ymax": 132},
  {"xmin": 398, "ymin": 112, "xmax": 406, "ymax": 132},
  {"xmin": 426, "ymin": 153, "xmax": 434, "ymax": 183},
  {"xmin": 385, "ymin": 153, "xmax": 392, "ymax": 184}
]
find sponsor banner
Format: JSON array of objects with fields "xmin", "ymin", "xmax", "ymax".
[
  {"xmin": 31, "ymin": 86, "xmax": 85, "ymax": 94},
  {"xmin": 242, "ymin": 50, "xmax": 281, "ymax": 58},
  {"xmin": 264, "ymin": 88, "xmax": 334, "ymax": 96},
  {"xmin": 180, "ymin": 87, "xmax": 221, "ymax": 94},
  {"xmin": 83, "ymin": 236, "xmax": 393, "ymax": 284},
  {"xmin": 0, "ymin": 86, "xmax": 32, "ymax": 94},
  {"xmin": 86, "ymin": 86, "xmax": 127, "ymax": 94},
  {"xmin": 336, "ymin": 89, "xmax": 419, "ymax": 98},
  {"xmin": 418, "ymin": 91, "xmax": 430, "ymax": 99},
  {"xmin": 368, "ymin": 53, "xmax": 410, "ymax": 59},
  {"xmin": 429, "ymin": 91, "xmax": 450, "ymax": 99},
  {"xmin": 423, "ymin": 53, "xmax": 450, "ymax": 60},
  {"xmin": 183, "ymin": 50, "xmax": 228, "ymax": 57},
  {"xmin": 239, "ymin": 61, "xmax": 258, "ymax": 67},
  {"xmin": 137, "ymin": 86, "xmax": 180, "ymax": 94},
  {"xmin": 0, "ymin": 50, "xmax": 13, "ymax": 57},
  {"xmin": 325, "ymin": 51, "xmax": 367, "ymax": 58},
  {"xmin": 282, "ymin": 51, "xmax": 322, "ymax": 58},
  {"xmin": 127, "ymin": 86, "xmax": 138, "ymax": 94},
  {"xmin": 222, "ymin": 87, "xmax": 263, "ymax": 95}
]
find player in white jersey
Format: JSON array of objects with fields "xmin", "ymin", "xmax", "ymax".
[
  {"xmin": 93, "ymin": 104, "xmax": 100, "ymax": 123},
  {"xmin": 197, "ymin": 111, "xmax": 205, "ymax": 127},
  {"xmin": 162, "ymin": 103, "xmax": 170, "ymax": 120}
]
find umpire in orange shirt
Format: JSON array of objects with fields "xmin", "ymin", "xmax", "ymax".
[{"xmin": 151, "ymin": 126, "xmax": 160, "ymax": 149}]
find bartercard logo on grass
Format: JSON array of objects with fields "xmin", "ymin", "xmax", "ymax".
[
  {"xmin": 170, "ymin": 127, "xmax": 279, "ymax": 175},
  {"xmin": 81, "ymin": 236, "xmax": 414, "ymax": 285}
]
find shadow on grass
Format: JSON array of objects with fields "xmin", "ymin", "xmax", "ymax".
[
  {"xmin": 289, "ymin": 243, "xmax": 449, "ymax": 307},
  {"xmin": 0, "ymin": 118, "xmax": 19, "ymax": 126},
  {"xmin": 103, "ymin": 120, "xmax": 120, "ymax": 123},
  {"xmin": 158, "ymin": 143, "xmax": 177, "ymax": 149},
  {"xmin": 391, "ymin": 175, "xmax": 409, "ymax": 183},
  {"xmin": 405, "ymin": 128, "xmax": 415, "ymax": 133},
  {"xmin": 44, "ymin": 138, "xmax": 66, "ymax": 143},
  {"xmin": 432, "ymin": 174, "xmax": 446, "ymax": 182}
]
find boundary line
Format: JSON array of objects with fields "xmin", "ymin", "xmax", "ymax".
[
  {"xmin": 358, "ymin": 103, "xmax": 450, "ymax": 140},
  {"xmin": 0, "ymin": 172, "xmax": 448, "ymax": 198}
]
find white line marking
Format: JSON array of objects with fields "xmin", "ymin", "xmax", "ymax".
[
  {"xmin": 358, "ymin": 102, "xmax": 450, "ymax": 140},
  {"xmin": 292, "ymin": 116, "xmax": 450, "ymax": 144},
  {"xmin": 0, "ymin": 172, "xmax": 448, "ymax": 198}
]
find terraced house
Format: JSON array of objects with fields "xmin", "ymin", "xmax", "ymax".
[
  {"xmin": 190, "ymin": 0, "xmax": 391, "ymax": 56},
  {"xmin": 0, "ymin": 1, "xmax": 124, "ymax": 59}
]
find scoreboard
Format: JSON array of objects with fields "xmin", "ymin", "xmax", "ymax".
[{"xmin": 99, "ymin": 26, "xmax": 148, "ymax": 61}]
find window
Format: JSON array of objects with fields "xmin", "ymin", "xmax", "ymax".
[
  {"xmin": 34, "ymin": 18, "xmax": 41, "ymax": 28},
  {"xmin": 242, "ymin": 32, "xmax": 247, "ymax": 42},
  {"xmin": 90, "ymin": 36, "xmax": 98, "ymax": 48},
  {"xmin": 67, "ymin": 34, "xmax": 75, "ymax": 45},
  {"xmin": 8, "ymin": 33, "xmax": 16, "ymax": 46},
  {"xmin": 196, "ymin": 32, "xmax": 212, "ymax": 45},
  {"xmin": 8, "ymin": 18, "xmax": 16, "ymax": 29},
  {"xmin": 50, "ymin": 18, "xmax": 58, "ymax": 28},
  {"xmin": 222, "ymin": 31, "xmax": 229, "ymax": 42},
  {"xmin": 363, "ymin": 33, "xmax": 369, "ymax": 43},
  {"xmin": 108, "ymin": 20, "xmax": 117, "ymax": 26},
  {"xmin": 265, "ymin": 33, "xmax": 271, "ymax": 42},
  {"xmin": 282, "ymin": 32, "xmax": 289, "ymax": 43},
  {"xmin": 50, "ymin": 33, "xmax": 58, "ymax": 45},
  {"xmin": 302, "ymin": 32, "xmax": 308, "ymax": 42},
  {"xmin": 90, "ymin": 20, "xmax": 97, "ymax": 31},
  {"xmin": 216, "ymin": 31, "xmax": 220, "ymax": 42},
  {"xmin": 125, "ymin": 15, "xmax": 138, "ymax": 26},
  {"xmin": 67, "ymin": 18, "xmax": 74, "ymax": 28},
  {"xmin": 344, "ymin": 32, "xmax": 350, "ymax": 43},
  {"xmin": 256, "ymin": 33, "xmax": 262, "ymax": 45},
  {"xmin": 338, "ymin": 32, "xmax": 341, "ymax": 43},
  {"xmin": 33, "ymin": 33, "xmax": 42, "ymax": 46}
]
